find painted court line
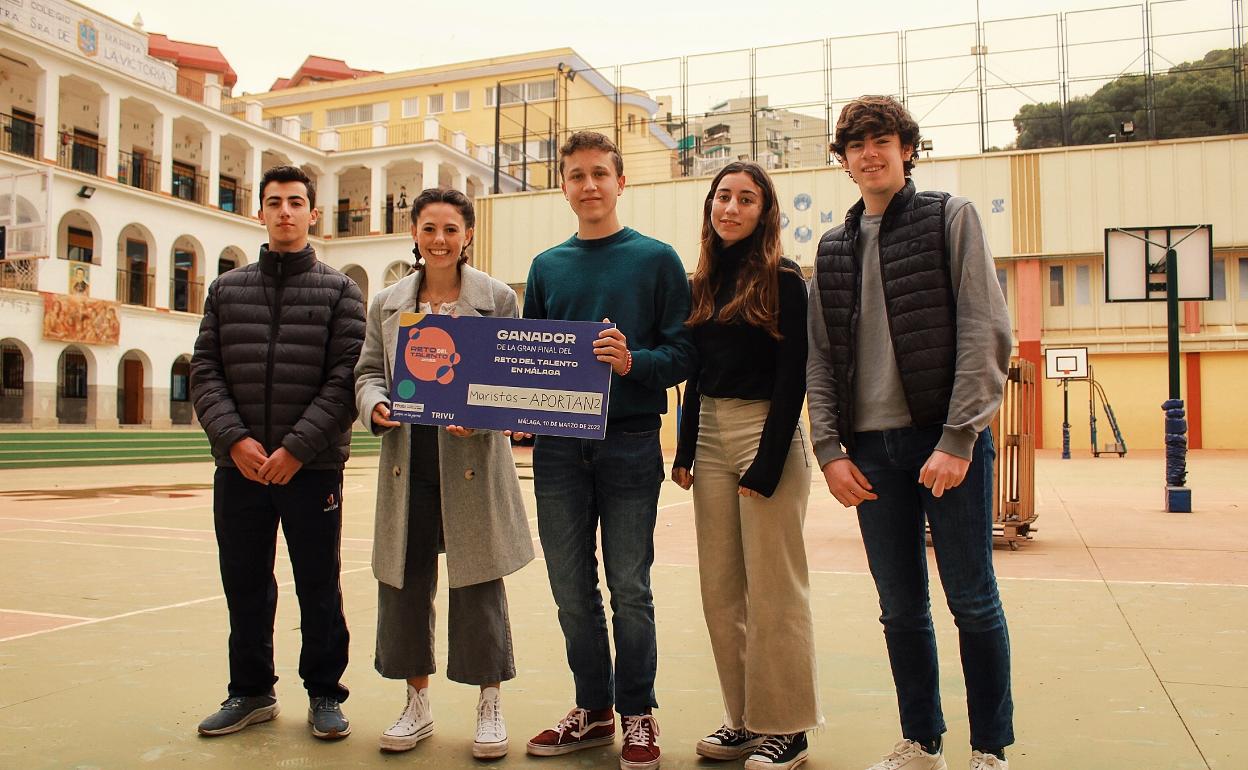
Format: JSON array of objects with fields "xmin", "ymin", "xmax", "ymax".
[
  {"xmin": 0, "ymin": 608, "xmax": 93, "ymax": 621},
  {"xmin": 0, "ymin": 566, "xmax": 372, "ymax": 644}
]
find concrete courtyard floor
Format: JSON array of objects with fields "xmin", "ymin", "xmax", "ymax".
[{"xmin": 0, "ymin": 448, "xmax": 1244, "ymax": 769}]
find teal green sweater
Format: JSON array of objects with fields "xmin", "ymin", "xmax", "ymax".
[{"xmin": 524, "ymin": 227, "xmax": 695, "ymax": 431}]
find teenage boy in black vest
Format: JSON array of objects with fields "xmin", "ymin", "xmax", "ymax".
[
  {"xmin": 191, "ymin": 165, "xmax": 365, "ymax": 741},
  {"xmin": 806, "ymin": 96, "xmax": 1015, "ymax": 770}
]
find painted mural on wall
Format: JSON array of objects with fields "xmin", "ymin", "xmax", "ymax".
[{"xmin": 42, "ymin": 294, "xmax": 120, "ymax": 345}]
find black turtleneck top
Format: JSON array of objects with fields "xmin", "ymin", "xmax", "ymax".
[{"xmin": 674, "ymin": 241, "xmax": 809, "ymax": 497}]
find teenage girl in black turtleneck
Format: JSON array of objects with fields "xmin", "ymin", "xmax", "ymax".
[{"xmin": 673, "ymin": 161, "xmax": 821, "ymax": 770}]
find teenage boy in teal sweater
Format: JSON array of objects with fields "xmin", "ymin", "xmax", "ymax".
[{"xmin": 523, "ymin": 131, "xmax": 693, "ymax": 770}]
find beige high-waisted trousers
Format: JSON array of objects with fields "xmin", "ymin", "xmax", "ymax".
[{"xmin": 692, "ymin": 396, "xmax": 822, "ymax": 735}]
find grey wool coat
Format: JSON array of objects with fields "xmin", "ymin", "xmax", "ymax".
[{"xmin": 355, "ymin": 264, "xmax": 534, "ymax": 590}]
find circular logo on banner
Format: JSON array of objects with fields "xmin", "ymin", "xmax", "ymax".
[
  {"xmin": 404, "ymin": 326, "xmax": 460, "ymax": 384},
  {"xmin": 780, "ymin": 213, "xmax": 790, "ymax": 230},
  {"xmin": 793, "ymin": 193, "xmax": 812, "ymax": 211},
  {"xmin": 794, "ymin": 226, "xmax": 813, "ymax": 243}
]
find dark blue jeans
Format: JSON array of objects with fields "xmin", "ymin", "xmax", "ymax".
[
  {"xmin": 851, "ymin": 425, "xmax": 1013, "ymax": 749},
  {"xmin": 533, "ymin": 429, "xmax": 664, "ymax": 715}
]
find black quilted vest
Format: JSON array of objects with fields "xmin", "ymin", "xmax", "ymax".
[{"xmin": 813, "ymin": 180, "xmax": 956, "ymax": 451}]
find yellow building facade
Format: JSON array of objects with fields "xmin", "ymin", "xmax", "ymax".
[{"xmin": 249, "ymin": 48, "xmax": 678, "ymax": 188}]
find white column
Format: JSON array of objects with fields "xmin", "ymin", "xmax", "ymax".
[
  {"xmin": 371, "ymin": 121, "xmax": 387, "ymax": 147},
  {"xmin": 100, "ymin": 91, "xmax": 121, "ymax": 180},
  {"xmin": 448, "ymin": 165, "xmax": 466, "ymax": 194},
  {"xmin": 319, "ymin": 170, "xmax": 338, "ymax": 238},
  {"xmin": 317, "ymin": 129, "xmax": 339, "ymax": 151},
  {"xmin": 37, "ymin": 68, "xmax": 60, "ymax": 163},
  {"xmin": 156, "ymin": 111, "xmax": 173, "ymax": 194},
  {"xmin": 204, "ymin": 74, "xmax": 222, "ymax": 109},
  {"xmin": 244, "ymin": 101, "xmax": 263, "ymax": 125},
  {"xmin": 206, "ymin": 129, "xmax": 221, "ymax": 207},
  {"xmin": 369, "ymin": 164, "xmax": 385, "ymax": 234},
  {"xmin": 247, "ymin": 145, "xmax": 263, "ymax": 217},
  {"xmin": 423, "ymin": 117, "xmax": 440, "ymax": 142}
]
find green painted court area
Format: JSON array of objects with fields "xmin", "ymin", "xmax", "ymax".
[
  {"xmin": 0, "ymin": 449, "xmax": 1244, "ymax": 769},
  {"xmin": 0, "ymin": 431, "xmax": 381, "ymax": 469}
]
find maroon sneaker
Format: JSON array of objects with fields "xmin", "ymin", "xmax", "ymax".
[
  {"xmin": 620, "ymin": 713, "xmax": 660, "ymax": 770},
  {"xmin": 526, "ymin": 706, "xmax": 616, "ymax": 756}
]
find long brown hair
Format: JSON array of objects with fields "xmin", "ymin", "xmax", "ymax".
[{"xmin": 687, "ymin": 161, "xmax": 785, "ymax": 339}]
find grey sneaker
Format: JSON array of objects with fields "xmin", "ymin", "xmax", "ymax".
[
  {"xmin": 197, "ymin": 694, "xmax": 280, "ymax": 736},
  {"xmin": 308, "ymin": 696, "xmax": 351, "ymax": 740}
]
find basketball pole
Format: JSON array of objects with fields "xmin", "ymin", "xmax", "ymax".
[
  {"xmin": 1061, "ymin": 377, "xmax": 1070, "ymax": 460},
  {"xmin": 1163, "ymin": 242, "xmax": 1190, "ymax": 512}
]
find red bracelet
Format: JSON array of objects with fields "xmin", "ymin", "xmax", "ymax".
[{"xmin": 621, "ymin": 349, "xmax": 633, "ymax": 376}]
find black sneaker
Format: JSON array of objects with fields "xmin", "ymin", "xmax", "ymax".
[
  {"xmin": 197, "ymin": 694, "xmax": 279, "ymax": 736},
  {"xmin": 745, "ymin": 732, "xmax": 808, "ymax": 770},
  {"xmin": 308, "ymin": 696, "xmax": 351, "ymax": 740},
  {"xmin": 696, "ymin": 724, "xmax": 765, "ymax": 760}
]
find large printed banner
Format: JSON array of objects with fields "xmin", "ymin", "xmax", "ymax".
[{"xmin": 389, "ymin": 313, "xmax": 613, "ymax": 439}]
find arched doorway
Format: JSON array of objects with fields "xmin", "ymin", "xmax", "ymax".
[
  {"xmin": 170, "ymin": 355, "xmax": 193, "ymax": 425},
  {"xmin": 1, "ymin": 339, "xmax": 29, "ymax": 424},
  {"xmin": 342, "ymin": 264, "xmax": 369, "ymax": 312},
  {"xmin": 218, "ymin": 245, "xmax": 247, "ymax": 278},
  {"xmin": 117, "ymin": 350, "xmax": 149, "ymax": 426},
  {"xmin": 117, "ymin": 224, "xmax": 155, "ymax": 306},
  {"xmin": 171, "ymin": 235, "xmax": 204, "ymax": 313},
  {"xmin": 383, "ymin": 260, "xmax": 411, "ymax": 288},
  {"xmin": 56, "ymin": 346, "xmax": 90, "ymax": 425}
]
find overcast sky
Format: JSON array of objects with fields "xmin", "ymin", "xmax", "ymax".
[{"xmin": 80, "ymin": 0, "xmax": 1238, "ymax": 96}]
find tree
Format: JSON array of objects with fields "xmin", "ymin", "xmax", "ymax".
[{"xmin": 1013, "ymin": 45, "xmax": 1245, "ymax": 149}]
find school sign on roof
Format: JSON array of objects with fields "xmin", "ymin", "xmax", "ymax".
[{"xmin": 0, "ymin": 0, "xmax": 177, "ymax": 92}]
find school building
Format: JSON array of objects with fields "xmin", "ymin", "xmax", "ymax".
[{"xmin": 1, "ymin": 0, "xmax": 1245, "ymax": 452}]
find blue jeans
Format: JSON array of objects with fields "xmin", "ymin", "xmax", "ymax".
[
  {"xmin": 851, "ymin": 425, "xmax": 1014, "ymax": 749},
  {"xmin": 533, "ymin": 429, "xmax": 664, "ymax": 715}
]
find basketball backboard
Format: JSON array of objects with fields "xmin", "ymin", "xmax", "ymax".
[
  {"xmin": 1044, "ymin": 346, "xmax": 1088, "ymax": 380},
  {"xmin": 1104, "ymin": 225, "xmax": 1212, "ymax": 302}
]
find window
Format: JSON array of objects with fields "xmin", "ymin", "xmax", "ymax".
[
  {"xmin": 2, "ymin": 344, "xmax": 23, "ymax": 392},
  {"xmin": 326, "ymin": 102, "xmax": 387, "ymax": 127},
  {"xmin": 525, "ymin": 80, "xmax": 555, "ymax": 101},
  {"xmin": 1049, "ymin": 265, "xmax": 1065, "ymax": 307},
  {"xmin": 61, "ymin": 351, "xmax": 87, "ymax": 399},
  {"xmin": 172, "ymin": 161, "xmax": 198, "ymax": 202},
  {"xmin": 65, "ymin": 227, "xmax": 94, "ymax": 264},
  {"xmin": 627, "ymin": 114, "xmax": 636, "ymax": 132},
  {"xmin": 218, "ymin": 256, "xmax": 238, "ymax": 275},
  {"xmin": 428, "ymin": 94, "xmax": 444, "ymax": 114},
  {"xmin": 171, "ymin": 360, "xmax": 191, "ymax": 402},
  {"xmin": 219, "ymin": 176, "xmax": 238, "ymax": 213},
  {"xmin": 1211, "ymin": 257, "xmax": 1226, "ymax": 300},
  {"xmin": 995, "ymin": 267, "xmax": 1008, "ymax": 304},
  {"xmin": 1075, "ymin": 264, "xmax": 1091, "ymax": 305},
  {"xmin": 1240, "ymin": 257, "xmax": 1248, "ymax": 299},
  {"xmin": 453, "ymin": 90, "xmax": 470, "ymax": 111},
  {"xmin": 172, "ymin": 250, "xmax": 195, "ymax": 312},
  {"xmin": 401, "ymin": 97, "xmax": 420, "ymax": 118},
  {"xmin": 793, "ymin": 118, "xmax": 802, "ymax": 129}
]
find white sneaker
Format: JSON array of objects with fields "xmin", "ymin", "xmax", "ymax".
[
  {"xmin": 970, "ymin": 750, "xmax": 1009, "ymax": 769},
  {"xmin": 473, "ymin": 686, "xmax": 508, "ymax": 759},
  {"xmin": 379, "ymin": 684, "xmax": 433, "ymax": 752},
  {"xmin": 865, "ymin": 739, "xmax": 948, "ymax": 770}
]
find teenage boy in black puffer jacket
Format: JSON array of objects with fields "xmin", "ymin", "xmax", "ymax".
[{"xmin": 191, "ymin": 165, "xmax": 365, "ymax": 741}]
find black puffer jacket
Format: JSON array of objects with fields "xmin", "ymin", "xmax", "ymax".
[{"xmin": 191, "ymin": 244, "xmax": 365, "ymax": 469}]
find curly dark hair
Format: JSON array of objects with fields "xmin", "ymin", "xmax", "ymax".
[
  {"xmin": 558, "ymin": 130, "xmax": 623, "ymax": 179},
  {"xmin": 830, "ymin": 96, "xmax": 922, "ymax": 177},
  {"xmin": 411, "ymin": 187, "xmax": 475, "ymax": 270}
]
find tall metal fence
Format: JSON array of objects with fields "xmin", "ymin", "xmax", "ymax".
[{"xmin": 493, "ymin": 0, "xmax": 1246, "ymax": 187}]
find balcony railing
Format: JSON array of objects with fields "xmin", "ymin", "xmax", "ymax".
[
  {"xmin": 219, "ymin": 183, "xmax": 251, "ymax": 216},
  {"xmin": 176, "ymin": 75, "xmax": 205, "ymax": 103},
  {"xmin": 173, "ymin": 173, "xmax": 209, "ymax": 205},
  {"xmin": 0, "ymin": 257, "xmax": 40, "ymax": 292},
  {"xmin": 116, "ymin": 269, "xmax": 155, "ymax": 307},
  {"xmin": 118, "ymin": 151, "xmax": 159, "ymax": 192},
  {"xmin": 170, "ymin": 277, "xmax": 204, "ymax": 314},
  {"xmin": 388, "ymin": 207, "xmax": 412, "ymax": 235},
  {"xmin": 57, "ymin": 132, "xmax": 103, "ymax": 176},
  {"xmin": 337, "ymin": 207, "xmax": 371, "ymax": 238},
  {"xmin": 0, "ymin": 112, "xmax": 40, "ymax": 159}
]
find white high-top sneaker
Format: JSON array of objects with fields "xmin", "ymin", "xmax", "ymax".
[
  {"xmin": 865, "ymin": 739, "xmax": 948, "ymax": 770},
  {"xmin": 473, "ymin": 686, "xmax": 508, "ymax": 759},
  {"xmin": 969, "ymin": 750, "xmax": 1009, "ymax": 769},
  {"xmin": 379, "ymin": 684, "xmax": 433, "ymax": 752}
]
